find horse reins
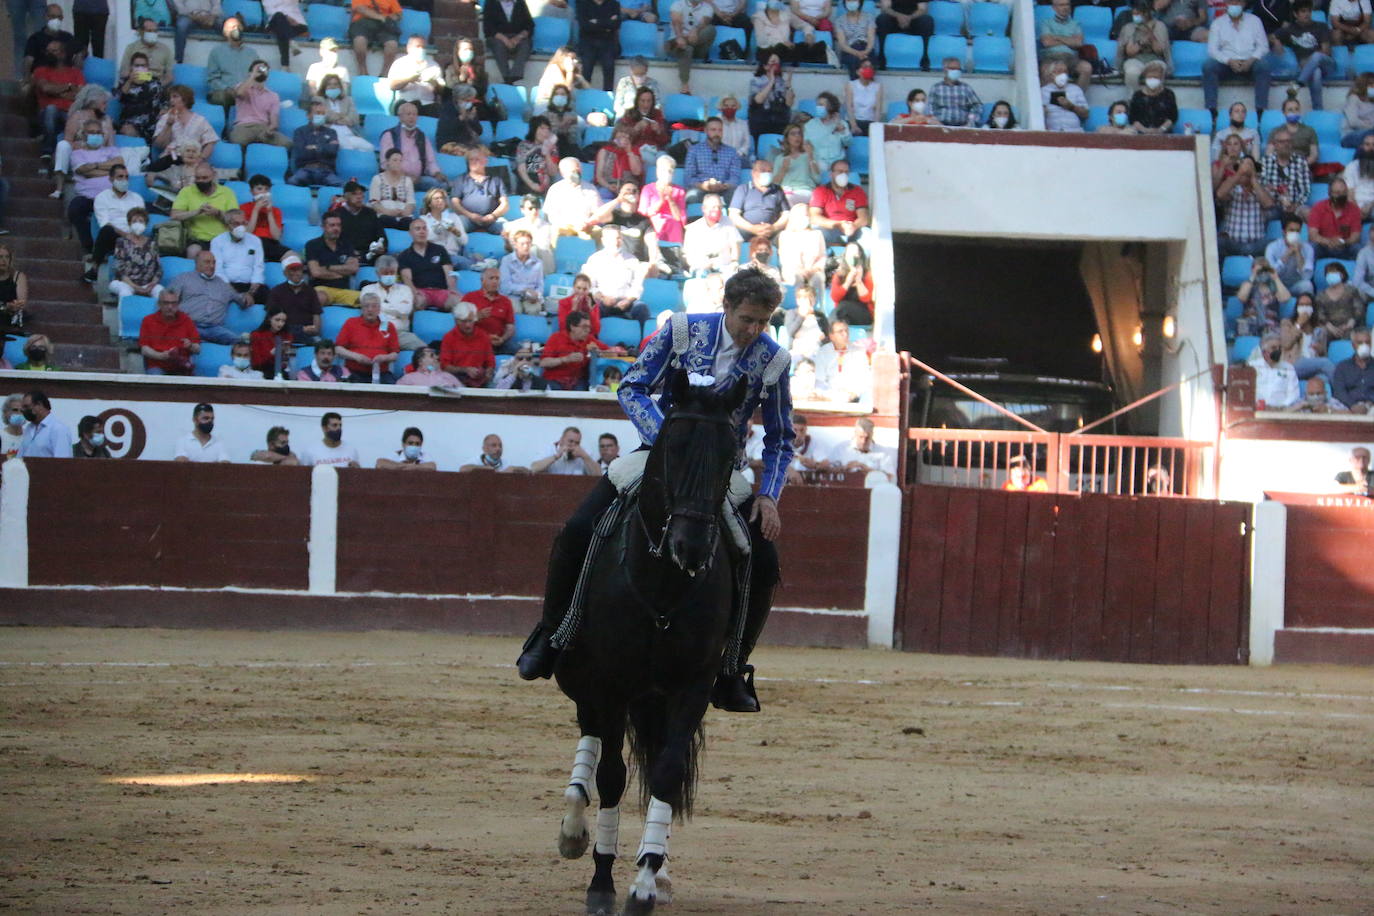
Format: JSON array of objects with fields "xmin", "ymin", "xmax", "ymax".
[{"xmin": 638, "ymin": 409, "xmax": 734, "ymax": 573}]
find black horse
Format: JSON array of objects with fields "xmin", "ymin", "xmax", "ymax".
[{"xmin": 551, "ymin": 372, "xmax": 750, "ymax": 915}]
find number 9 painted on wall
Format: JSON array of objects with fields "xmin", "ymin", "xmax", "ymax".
[{"xmin": 95, "ymin": 408, "xmax": 147, "ymax": 460}]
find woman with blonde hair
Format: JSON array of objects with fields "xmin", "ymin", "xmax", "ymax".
[
  {"xmin": 770, "ymin": 122, "xmax": 819, "ymax": 205},
  {"xmin": 533, "ymin": 46, "xmax": 589, "ymax": 114}
]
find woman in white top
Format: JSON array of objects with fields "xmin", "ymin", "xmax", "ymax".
[
  {"xmin": 420, "ymin": 187, "xmax": 471, "ymax": 262},
  {"xmin": 314, "ymin": 73, "xmax": 372, "ymax": 151},
  {"xmin": 1329, "ymin": 0, "xmax": 1374, "ymax": 46},
  {"xmin": 778, "ymin": 202, "xmax": 826, "ymax": 298},
  {"xmin": 370, "ymin": 149, "xmax": 417, "ymax": 229},
  {"xmin": 532, "ymin": 46, "xmax": 589, "ymax": 115},
  {"xmin": 844, "ymin": 62, "xmax": 882, "ymax": 135}
]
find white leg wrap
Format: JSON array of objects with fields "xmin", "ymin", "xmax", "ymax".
[
  {"xmin": 568, "ymin": 735, "xmax": 601, "ymax": 798},
  {"xmin": 594, "ymin": 806, "xmax": 620, "ymax": 856},
  {"xmin": 635, "ymin": 796, "xmax": 673, "ymax": 862}
]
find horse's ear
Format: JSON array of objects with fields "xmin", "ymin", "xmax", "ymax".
[
  {"xmin": 726, "ymin": 375, "xmax": 749, "ymax": 412},
  {"xmin": 671, "ymin": 367, "xmax": 691, "ymax": 405}
]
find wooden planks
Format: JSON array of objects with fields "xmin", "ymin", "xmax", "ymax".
[
  {"xmin": 1284, "ymin": 505, "xmax": 1374, "ymax": 629},
  {"xmin": 895, "ymin": 486, "xmax": 1252, "ymax": 665}
]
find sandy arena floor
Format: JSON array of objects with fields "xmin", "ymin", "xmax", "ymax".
[{"xmin": 1, "ymin": 628, "xmax": 1372, "ymax": 915}]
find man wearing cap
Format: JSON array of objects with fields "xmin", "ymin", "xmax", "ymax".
[
  {"xmin": 332, "ymin": 181, "xmax": 386, "ymax": 266},
  {"xmin": 267, "ymin": 252, "xmax": 324, "ymax": 343}
]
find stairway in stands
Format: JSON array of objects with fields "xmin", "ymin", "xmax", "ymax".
[{"xmin": 0, "ymin": 82, "xmax": 123, "ymax": 372}]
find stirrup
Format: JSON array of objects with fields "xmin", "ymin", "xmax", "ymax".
[
  {"xmin": 516, "ymin": 624, "xmax": 560, "ymax": 681},
  {"xmin": 711, "ymin": 665, "xmax": 760, "ymax": 713}
]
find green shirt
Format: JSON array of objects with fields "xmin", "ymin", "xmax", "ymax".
[
  {"xmin": 1038, "ymin": 15, "xmax": 1082, "ymax": 59},
  {"xmin": 206, "ymin": 43, "xmax": 259, "ymax": 93},
  {"xmin": 172, "ymin": 183, "xmax": 240, "ymax": 242}
]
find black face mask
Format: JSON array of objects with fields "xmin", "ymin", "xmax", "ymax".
[
  {"xmin": 21, "ymin": 408, "xmax": 36, "ymax": 423},
  {"xmin": 1231, "ymin": 118, "xmax": 1245, "ymax": 128},
  {"xmin": 272, "ymin": 443, "xmax": 291, "ymax": 456},
  {"xmin": 1332, "ymin": 194, "xmax": 1348, "ymax": 205},
  {"xmin": 196, "ymin": 181, "xmax": 214, "ymax": 193},
  {"xmin": 25, "ymin": 347, "xmax": 47, "ymax": 361},
  {"xmin": 254, "ymin": 71, "xmax": 267, "ymax": 82},
  {"xmin": 196, "ymin": 421, "xmax": 214, "ymax": 435},
  {"xmin": 324, "ymin": 428, "xmax": 342, "ymax": 442},
  {"xmin": 1267, "ymin": 349, "xmax": 1281, "ymax": 362},
  {"xmin": 1358, "ymin": 150, "xmax": 1374, "ymax": 160}
]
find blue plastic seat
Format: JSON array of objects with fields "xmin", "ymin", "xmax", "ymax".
[
  {"xmin": 281, "ymin": 221, "xmax": 316, "ymax": 254},
  {"xmin": 488, "ymin": 83, "xmax": 528, "ymax": 121},
  {"xmin": 1033, "ymin": 5, "xmax": 1055, "ymax": 27},
  {"xmin": 1304, "ymin": 109, "xmax": 1342, "ymax": 145},
  {"xmin": 533, "ymin": 17, "xmax": 571, "ymax": 54},
  {"xmin": 226, "ymin": 303, "xmax": 266, "ymax": 335},
  {"xmin": 399, "ymin": 8, "xmax": 431, "ymax": 39},
  {"xmin": 193, "ymin": 343, "xmax": 233, "ymax": 377},
  {"xmin": 384, "ymin": 227, "xmax": 411, "ymax": 252},
  {"xmin": 82, "ymin": 56, "xmax": 115, "ymax": 89},
  {"xmin": 466, "ymin": 232, "xmax": 508, "ymax": 260},
  {"xmin": 848, "ymin": 136, "xmax": 870, "ymax": 175},
  {"xmin": 971, "ymin": 36, "xmax": 1011, "ymax": 73},
  {"xmin": 709, "ymin": 26, "xmax": 748, "ymax": 61},
  {"xmin": 224, "ymin": 0, "xmax": 263, "ymax": 28},
  {"xmin": 1083, "ymin": 105, "xmax": 1109, "ymax": 132},
  {"xmin": 883, "ymin": 34, "xmax": 924, "ymax": 70},
  {"xmin": 513, "ymin": 313, "xmax": 552, "ymax": 345},
  {"xmin": 210, "ymin": 142, "xmax": 243, "ymax": 174},
  {"xmin": 968, "ymin": 2, "xmax": 1010, "ymax": 35},
  {"xmin": 412, "ymin": 310, "xmax": 455, "ymax": 343},
  {"xmin": 641, "ymin": 277, "xmax": 682, "ymax": 315},
  {"xmin": 1258, "ymin": 108, "xmax": 1286, "ymax": 141},
  {"xmin": 1073, "ymin": 5, "xmax": 1112, "ymax": 39},
  {"xmin": 118, "ymin": 295, "xmax": 157, "ymax": 339},
  {"xmin": 161, "ymin": 256, "xmax": 195, "ymax": 282},
  {"xmin": 928, "ymin": 1, "xmax": 964, "ymax": 35},
  {"xmin": 2, "ymin": 337, "xmax": 26, "ymax": 367},
  {"xmin": 361, "ymin": 113, "xmax": 400, "ymax": 145},
  {"xmin": 1174, "ymin": 107, "xmax": 1214, "ymax": 135},
  {"xmin": 1308, "ymin": 182, "xmax": 1329, "ymax": 206},
  {"xmin": 663, "ymin": 93, "xmax": 706, "ymax": 123},
  {"xmin": 172, "ymin": 63, "xmax": 208, "ymax": 98},
  {"xmin": 193, "ymin": 101, "xmax": 226, "ymax": 134},
  {"xmin": 575, "ymin": 89, "xmax": 615, "ymax": 119},
  {"xmin": 266, "ymin": 70, "xmax": 303, "ymax": 104},
  {"xmin": 1171, "ymin": 41, "xmax": 1207, "ymax": 78},
  {"xmin": 264, "ymin": 261, "xmax": 286, "ymax": 287},
  {"xmin": 272, "ymin": 183, "xmax": 313, "ymax": 221},
  {"xmin": 1354, "ymin": 44, "xmax": 1374, "ymax": 77},
  {"xmin": 1332, "ymin": 44, "xmax": 1352, "ymax": 78},
  {"xmin": 926, "ymin": 35, "xmax": 967, "ymax": 69},
  {"xmin": 755, "ymin": 132, "xmax": 783, "ymax": 158},
  {"xmin": 1230, "ymin": 335, "xmax": 1258, "ymax": 364},
  {"xmin": 599, "ymin": 316, "xmax": 643, "ymax": 348},
  {"xmin": 544, "ymin": 272, "xmax": 576, "ymax": 297},
  {"xmin": 554, "ymin": 236, "xmax": 597, "ymax": 274},
  {"xmin": 353, "ymin": 76, "xmax": 395, "ymax": 117},
  {"xmin": 583, "ymin": 125, "xmax": 613, "ymax": 146},
  {"xmin": 1221, "ymin": 255, "xmax": 1252, "ymax": 289},
  {"xmin": 245, "ymin": 143, "xmax": 288, "ymax": 181},
  {"xmin": 321, "ymin": 305, "xmax": 354, "ymax": 340},
  {"xmin": 619, "ymin": 20, "xmax": 660, "ymax": 59},
  {"xmin": 279, "ymin": 105, "xmax": 308, "ymax": 137},
  {"xmin": 305, "ymin": 4, "xmax": 349, "ymax": 41},
  {"xmin": 1328, "ymin": 339, "xmax": 1356, "ymax": 363},
  {"xmin": 336, "ymin": 148, "xmax": 379, "ymax": 183},
  {"xmin": 455, "ymin": 269, "xmax": 483, "ymax": 293},
  {"xmin": 494, "ymin": 119, "xmax": 527, "ymax": 143}
]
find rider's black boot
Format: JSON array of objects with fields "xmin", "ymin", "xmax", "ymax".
[
  {"xmin": 712, "ymin": 540, "xmax": 777, "ymax": 713},
  {"xmin": 516, "ymin": 537, "xmax": 584, "ymax": 680},
  {"xmin": 711, "ymin": 665, "xmax": 760, "ymax": 713}
]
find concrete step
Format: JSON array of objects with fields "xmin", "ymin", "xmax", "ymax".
[
  {"xmin": 52, "ymin": 343, "xmax": 123, "ymax": 371},
  {"xmin": 3, "ymin": 237, "xmax": 83, "ymax": 260},
  {"xmin": 20, "ymin": 263, "xmax": 90, "ymax": 288},
  {"xmin": 6, "ymin": 176, "xmax": 63, "ymax": 197},
  {"xmin": 26, "ymin": 301, "xmax": 104, "ymax": 324},
  {"xmin": 4, "ymin": 217, "xmax": 72, "ymax": 239},
  {"xmin": 34, "ymin": 321, "xmax": 111, "ymax": 345}
]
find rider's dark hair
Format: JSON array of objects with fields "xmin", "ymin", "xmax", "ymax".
[{"xmin": 722, "ymin": 266, "xmax": 783, "ymax": 312}]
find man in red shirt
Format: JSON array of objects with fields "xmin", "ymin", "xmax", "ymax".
[
  {"xmin": 460, "ymin": 265, "xmax": 515, "ymax": 351},
  {"xmin": 335, "ymin": 291, "xmax": 401, "ymax": 383},
  {"xmin": 1307, "ymin": 177, "xmax": 1361, "ymax": 259},
  {"xmin": 33, "ymin": 38, "xmax": 85, "ymax": 165},
  {"xmin": 440, "ymin": 300, "xmax": 496, "ymax": 387},
  {"xmin": 556, "ymin": 272, "xmax": 601, "ymax": 336},
  {"xmin": 540, "ymin": 312, "xmax": 624, "ymax": 390},
  {"xmin": 138, "ymin": 288, "xmax": 201, "ymax": 375},
  {"xmin": 808, "ymin": 160, "xmax": 870, "ymax": 247}
]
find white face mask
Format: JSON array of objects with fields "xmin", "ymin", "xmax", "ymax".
[
  {"xmin": 756, "ymin": 171, "xmax": 773, "ymax": 185},
  {"xmin": 910, "ymin": 100, "xmax": 926, "ymax": 114},
  {"xmin": 1053, "ymin": 71, "xmax": 1069, "ymax": 88},
  {"xmin": 129, "ymin": 220, "xmax": 147, "ymax": 234},
  {"xmin": 1285, "ymin": 230, "xmax": 1301, "ymax": 245},
  {"xmin": 232, "ymin": 355, "xmax": 250, "ymax": 369},
  {"xmin": 47, "ymin": 17, "xmax": 62, "ymax": 30},
  {"xmin": 1144, "ymin": 76, "xmax": 1162, "ymax": 91},
  {"xmin": 230, "ymin": 224, "xmax": 247, "ymax": 240},
  {"xmin": 1227, "ymin": 2, "xmax": 1243, "ymax": 15},
  {"xmin": 1359, "ymin": 343, "xmax": 1373, "ymax": 359},
  {"xmin": 992, "ymin": 115, "xmax": 1008, "ymax": 128},
  {"xmin": 111, "ymin": 178, "xmax": 128, "ymax": 192},
  {"xmin": 946, "ymin": 68, "xmax": 961, "ymax": 81},
  {"xmin": 833, "ymin": 171, "xmax": 850, "ymax": 188},
  {"xmin": 1297, "ymin": 304, "xmax": 1313, "ymax": 316},
  {"xmin": 142, "ymin": 30, "xmax": 157, "ymax": 44}
]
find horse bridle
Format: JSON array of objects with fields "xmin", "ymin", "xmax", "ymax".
[{"xmin": 639, "ymin": 409, "xmax": 735, "ymax": 571}]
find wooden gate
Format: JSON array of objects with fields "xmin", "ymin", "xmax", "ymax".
[{"xmin": 897, "ymin": 487, "xmax": 1252, "ymax": 664}]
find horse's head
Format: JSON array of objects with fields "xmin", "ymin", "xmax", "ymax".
[{"xmin": 646, "ymin": 371, "xmax": 750, "ymax": 576}]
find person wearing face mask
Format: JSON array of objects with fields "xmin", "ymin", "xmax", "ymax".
[
  {"xmin": 171, "ymin": 163, "xmax": 239, "ymax": 258},
  {"xmin": 833, "ymin": 0, "xmax": 875, "ymax": 79},
  {"xmin": 1264, "ymin": 215, "xmax": 1316, "ymax": 295},
  {"xmin": 359, "ymin": 254, "xmax": 425, "ymax": 350},
  {"xmin": 1289, "ymin": 375, "xmax": 1349, "ymax": 413},
  {"xmin": 287, "ymin": 101, "xmax": 343, "ymax": 188},
  {"xmin": 16, "ymin": 334, "xmax": 58, "ymax": 371},
  {"xmin": 1201, "ymin": 1, "xmax": 1272, "ymax": 123},
  {"xmin": 238, "ymin": 174, "xmax": 288, "ymax": 262},
  {"xmin": 210, "ymin": 210, "xmax": 268, "ymax": 304},
  {"xmin": 444, "ymin": 39, "xmax": 493, "ymax": 116},
  {"xmin": 1127, "ymin": 61, "xmax": 1177, "ymax": 134},
  {"xmin": 51, "ymin": 83, "xmax": 114, "ymax": 200},
  {"xmin": 305, "ymin": 37, "xmax": 351, "ymax": 103},
  {"xmin": 205, "ymin": 15, "xmax": 256, "ymax": 105},
  {"xmin": 1270, "ymin": 99, "xmax": 1320, "ymax": 165},
  {"xmin": 1, "ymin": 394, "xmax": 26, "ymax": 462},
  {"xmin": 808, "ymin": 159, "xmax": 868, "ymax": 246},
  {"xmin": 1037, "ymin": 0, "xmax": 1096, "ymax": 91},
  {"xmin": 1211, "ymin": 101, "xmax": 1261, "ymax": 160},
  {"xmin": 1307, "ymin": 177, "xmax": 1361, "ymax": 258},
  {"xmin": 395, "ymin": 349, "xmax": 463, "ymax": 389},
  {"xmin": 66, "ymin": 126, "xmax": 123, "ymax": 264},
  {"xmin": 376, "ymin": 426, "xmax": 440, "ymax": 468},
  {"xmin": 983, "ymin": 100, "xmax": 1017, "ymax": 129},
  {"xmin": 109, "ymin": 208, "xmax": 163, "ymax": 301},
  {"xmin": 893, "ymin": 88, "xmax": 939, "ymax": 126},
  {"xmin": 170, "ymin": 0, "xmax": 224, "ymax": 65},
  {"xmin": 1096, "ymin": 100, "xmax": 1138, "ymax": 135},
  {"xmin": 32, "ymin": 39, "xmax": 84, "ymax": 172},
  {"xmin": 1275, "ymin": 1, "xmax": 1334, "ymax": 111},
  {"xmin": 1252, "ymin": 331, "xmax": 1302, "ymax": 409},
  {"xmin": 250, "ymin": 426, "xmax": 300, "ymax": 465},
  {"xmin": 173, "ymin": 403, "xmax": 231, "ymax": 463},
  {"xmin": 802, "ymin": 91, "xmax": 851, "ymax": 171},
  {"xmin": 715, "ymin": 94, "xmax": 753, "ymax": 162},
  {"xmin": 875, "ymin": 0, "xmax": 933, "ymax": 70},
  {"xmin": 1117, "ymin": 0, "xmax": 1173, "ymax": 95},
  {"xmin": 227, "ymin": 61, "xmax": 293, "ymax": 148},
  {"xmin": 747, "ymin": 54, "xmax": 795, "ymax": 144},
  {"xmin": 844, "ymin": 61, "xmax": 882, "ymax": 134},
  {"xmin": 1237, "ymin": 258, "xmax": 1290, "ymax": 334},
  {"xmin": 929, "ymin": 56, "xmax": 983, "ymax": 126},
  {"xmin": 387, "ymin": 34, "xmax": 445, "ymax": 116},
  {"xmin": 1331, "ymin": 327, "xmax": 1374, "ymax": 411},
  {"xmin": 22, "ymin": 6, "xmax": 75, "ymax": 79},
  {"xmin": 1275, "ymin": 292, "xmax": 1337, "ymax": 380},
  {"xmin": 1316, "ymin": 263, "xmax": 1362, "ymax": 342},
  {"xmin": 1040, "ymin": 58, "xmax": 1088, "ymax": 132},
  {"xmin": 118, "ymin": 18, "xmax": 172, "ymax": 83},
  {"xmin": 86, "ymin": 163, "xmax": 143, "ymax": 283},
  {"xmin": 16, "ymin": 391, "xmax": 73, "ymax": 459},
  {"xmin": 729, "ymin": 161, "xmax": 790, "ymax": 242},
  {"xmin": 437, "ymin": 84, "xmax": 485, "ymax": 156},
  {"xmin": 217, "ymin": 340, "xmax": 266, "ymax": 379},
  {"xmin": 115, "ymin": 52, "xmax": 166, "ymax": 143}
]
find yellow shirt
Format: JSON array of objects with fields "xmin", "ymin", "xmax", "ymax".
[{"xmin": 172, "ymin": 184, "xmax": 240, "ymax": 242}]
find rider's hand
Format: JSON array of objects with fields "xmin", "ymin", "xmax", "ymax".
[{"xmin": 751, "ymin": 495, "xmax": 781, "ymax": 541}]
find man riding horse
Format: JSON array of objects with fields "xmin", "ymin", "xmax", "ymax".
[{"xmin": 517, "ymin": 267, "xmax": 795, "ymax": 713}]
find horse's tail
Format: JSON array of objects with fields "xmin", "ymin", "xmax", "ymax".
[{"xmin": 625, "ymin": 695, "xmax": 705, "ymax": 820}]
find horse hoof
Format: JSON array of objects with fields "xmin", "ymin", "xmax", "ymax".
[
  {"xmin": 655, "ymin": 869, "xmax": 672, "ymax": 905},
  {"xmin": 559, "ymin": 827, "xmax": 590, "ymax": 859},
  {"xmin": 585, "ymin": 889, "xmax": 616, "ymax": 914},
  {"xmin": 621, "ymin": 893, "xmax": 655, "ymax": 916}
]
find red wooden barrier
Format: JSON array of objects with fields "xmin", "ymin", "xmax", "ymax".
[
  {"xmin": 897, "ymin": 486, "xmax": 1251, "ymax": 664},
  {"xmin": 1282, "ymin": 502, "xmax": 1374, "ymax": 629}
]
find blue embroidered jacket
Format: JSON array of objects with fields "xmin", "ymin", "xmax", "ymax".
[{"xmin": 618, "ymin": 313, "xmax": 796, "ymax": 502}]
